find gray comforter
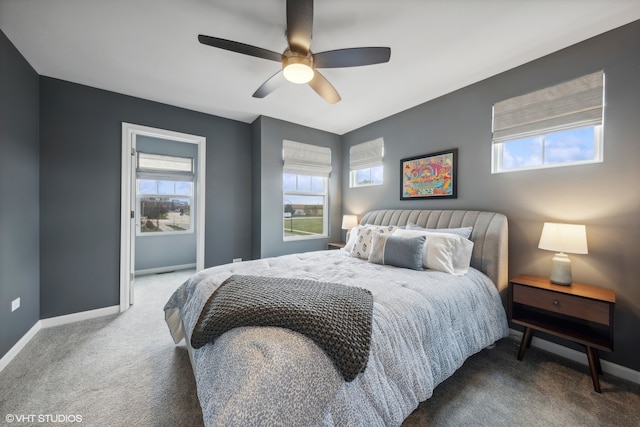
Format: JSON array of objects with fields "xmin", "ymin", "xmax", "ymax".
[{"xmin": 164, "ymin": 250, "xmax": 509, "ymax": 426}]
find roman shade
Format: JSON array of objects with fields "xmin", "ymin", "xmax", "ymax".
[
  {"xmin": 492, "ymin": 71, "xmax": 604, "ymax": 144},
  {"xmin": 137, "ymin": 152, "xmax": 194, "ymax": 180},
  {"xmin": 282, "ymin": 140, "xmax": 332, "ymax": 177},
  {"xmin": 349, "ymin": 138, "xmax": 384, "ymax": 171}
]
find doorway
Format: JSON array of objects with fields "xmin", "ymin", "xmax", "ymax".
[{"xmin": 120, "ymin": 123, "xmax": 206, "ymax": 312}]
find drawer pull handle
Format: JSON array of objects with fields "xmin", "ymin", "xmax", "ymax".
[{"xmin": 553, "ymin": 299, "xmax": 560, "ymax": 306}]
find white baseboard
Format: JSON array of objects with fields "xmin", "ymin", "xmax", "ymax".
[
  {"xmin": 134, "ymin": 263, "xmax": 196, "ymax": 276},
  {"xmin": 40, "ymin": 305, "xmax": 120, "ymax": 328},
  {"xmin": 0, "ymin": 321, "xmax": 42, "ymax": 372},
  {"xmin": 0, "ymin": 305, "xmax": 120, "ymax": 373},
  {"xmin": 509, "ymin": 328, "xmax": 640, "ymax": 385}
]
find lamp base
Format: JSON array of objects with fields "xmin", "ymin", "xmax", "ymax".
[{"xmin": 549, "ymin": 252, "xmax": 572, "ymax": 286}]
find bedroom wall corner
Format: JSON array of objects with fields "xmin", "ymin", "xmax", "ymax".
[
  {"xmin": 250, "ymin": 117, "xmax": 263, "ymax": 261},
  {"xmin": 252, "ymin": 116, "xmax": 343, "ymax": 259},
  {"xmin": 0, "ymin": 29, "xmax": 41, "ymax": 360}
]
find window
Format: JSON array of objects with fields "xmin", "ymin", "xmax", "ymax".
[
  {"xmin": 349, "ymin": 138, "xmax": 384, "ymax": 187},
  {"xmin": 351, "ymin": 165, "xmax": 383, "ymax": 187},
  {"xmin": 496, "ymin": 126, "xmax": 602, "ymax": 171},
  {"xmin": 283, "ymin": 174, "xmax": 327, "ymax": 239},
  {"xmin": 136, "ymin": 152, "xmax": 194, "ymax": 235},
  {"xmin": 282, "ymin": 140, "xmax": 331, "ymax": 240},
  {"xmin": 492, "ymin": 71, "xmax": 604, "ymax": 173}
]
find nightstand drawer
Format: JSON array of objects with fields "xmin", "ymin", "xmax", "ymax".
[{"xmin": 512, "ymin": 284, "xmax": 610, "ymax": 325}]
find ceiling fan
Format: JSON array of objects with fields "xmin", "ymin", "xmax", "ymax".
[{"xmin": 198, "ymin": 0, "xmax": 391, "ymax": 104}]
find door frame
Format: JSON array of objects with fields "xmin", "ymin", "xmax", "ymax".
[{"xmin": 120, "ymin": 123, "xmax": 206, "ymax": 312}]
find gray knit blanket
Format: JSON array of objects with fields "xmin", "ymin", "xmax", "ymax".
[{"xmin": 190, "ymin": 274, "xmax": 374, "ymax": 382}]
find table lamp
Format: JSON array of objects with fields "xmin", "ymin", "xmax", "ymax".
[
  {"xmin": 538, "ymin": 222, "xmax": 588, "ymax": 285},
  {"xmin": 341, "ymin": 215, "xmax": 358, "ymax": 242},
  {"xmin": 341, "ymin": 215, "xmax": 358, "ymax": 230}
]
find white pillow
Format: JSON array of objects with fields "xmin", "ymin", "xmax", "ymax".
[
  {"xmin": 406, "ymin": 223, "xmax": 473, "ymax": 239},
  {"xmin": 393, "ymin": 229, "xmax": 474, "ymax": 275},
  {"xmin": 343, "ymin": 225, "xmax": 363, "ymax": 254},
  {"xmin": 351, "ymin": 225, "xmax": 397, "ymax": 260}
]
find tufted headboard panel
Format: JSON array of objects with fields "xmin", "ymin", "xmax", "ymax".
[{"xmin": 358, "ymin": 209, "xmax": 508, "ymax": 294}]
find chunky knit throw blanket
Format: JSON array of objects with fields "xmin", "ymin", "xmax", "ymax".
[{"xmin": 190, "ymin": 274, "xmax": 373, "ymax": 381}]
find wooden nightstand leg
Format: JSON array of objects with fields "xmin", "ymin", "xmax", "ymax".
[
  {"xmin": 586, "ymin": 346, "xmax": 602, "ymax": 393},
  {"xmin": 593, "ymin": 348, "xmax": 603, "ymax": 374},
  {"xmin": 517, "ymin": 327, "xmax": 533, "ymax": 361},
  {"xmin": 524, "ymin": 327, "xmax": 533, "ymax": 349}
]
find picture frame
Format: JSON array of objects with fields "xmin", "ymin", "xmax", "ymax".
[{"xmin": 400, "ymin": 149, "xmax": 457, "ymax": 200}]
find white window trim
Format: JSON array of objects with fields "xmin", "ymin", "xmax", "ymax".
[
  {"xmin": 135, "ymin": 151, "xmax": 195, "ymax": 236},
  {"xmin": 282, "ymin": 140, "xmax": 331, "ymax": 241},
  {"xmin": 492, "ymin": 125, "xmax": 603, "ymax": 174},
  {"xmin": 349, "ymin": 166, "xmax": 384, "ymax": 188},
  {"xmin": 283, "ymin": 178, "xmax": 329, "ymax": 241},
  {"xmin": 491, "ymin": 71, "xmax": 604, "ymax": 174}
]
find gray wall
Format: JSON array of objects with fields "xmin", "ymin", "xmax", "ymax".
[
  {"xmin": 39, "ymin": 77, "xmax": 252, "ymax": 318},
  {"xmin": 134, "ymin": 135, "xmax": 197, "ymax": 272},
  {"xmin": 342, "ymin": 21, "xmax": 640, "ymax": 371},
  {"xmin": 0, "ymin": 31, "xmax": 40, "ymax": 357},
  {"xmin": 251, "ymin": 116, "xmax": 342, "ymax": 258},
  {"xmin": 250, "ymin": 118, "xmax": 263, "ymax": 260}
]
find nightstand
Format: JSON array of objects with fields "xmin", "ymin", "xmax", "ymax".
[
  {"xmin": 327, "ymin": 242, "xmax": 346, "ymax": 250},
  {"xmin": 509, "ymin": 274, "xmax": 615, "ymax": 393}
]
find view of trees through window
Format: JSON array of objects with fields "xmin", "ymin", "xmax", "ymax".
[{"xmin": 138, "ymin": 180, "xmax": 192, "ymax": 234}]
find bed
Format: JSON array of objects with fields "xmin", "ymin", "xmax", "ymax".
[{"xmin": 164, "ymin": 209, "xmax": 509, "ymax": 426}]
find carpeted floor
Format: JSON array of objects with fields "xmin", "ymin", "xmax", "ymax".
[{"xmin": 1, "ymin": 269, "xmax": 639, "ymax": 426}]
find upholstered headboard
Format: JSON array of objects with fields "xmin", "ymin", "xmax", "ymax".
[{"xmin": 359, "ymin": 209, "xmax": 508, "ymax": 294}]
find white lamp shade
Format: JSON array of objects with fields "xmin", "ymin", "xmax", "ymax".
[
  {"xmin": 341, "ymin": 215, "xmax": 358, "ymax": 230},
  {"xmin": 538, "ymin": 222, "xmax": 588, "ymax": 254}
]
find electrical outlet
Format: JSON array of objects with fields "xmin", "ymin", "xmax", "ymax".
[
  {"xmin": 11, "ymin": 298, "xmax": 20, "ymax": 312},
  {"xmin": 232, "ymin": 258, "xmax": 242, "ymax": 263}
]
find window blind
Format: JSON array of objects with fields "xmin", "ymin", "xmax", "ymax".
[
  {"xmin": 137, "ymin": 152, "xmax": 194, "ymax": 181},
  {"xmin": 492, "ymin": 71, "xmax": 604, "ymax": 144},
  {"xmin": 282, "ymin": 140, "xmax": 332, "ymax": 177},
  {"xmin": 349, "ymin": 138, "xmax": 384, "ymax": 171}
]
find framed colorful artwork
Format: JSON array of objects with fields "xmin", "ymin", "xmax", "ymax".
[{"xmin": 400, "ymin": 149, "xmax": 457, "ymax": 200}]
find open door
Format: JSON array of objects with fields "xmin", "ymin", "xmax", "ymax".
[
  {"xmin": 120, "ymin": 123, "xmax": 206, "ymax": 312},
  {"xmin": 128, "ymin": 133, "xmax": 137, "ymax": 305}
]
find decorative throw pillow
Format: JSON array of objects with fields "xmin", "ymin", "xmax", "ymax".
[
  {"xmin": 343, "ymin": 225, "xmax": 363, "ymax": 254},
  {"xmin": 393, "ymin": 229, "xmax": 474, "ymax": 275},
  {"xmin": 406, "ymin": 223, "xmax": 473, "ymax": 239},
  {"xmin": 368, "ymin": 234, "xmax": 425, "ymax": 271},
  {"xmin": 351, "ymin": 225, "xmax": 397, "ymax": 260}
]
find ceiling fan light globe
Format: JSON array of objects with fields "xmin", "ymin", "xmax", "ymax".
[{"xmin": 282, "ymin": 56, "xmax": 314, "ymax": 84}]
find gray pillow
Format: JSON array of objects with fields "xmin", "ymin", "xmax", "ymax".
[
  {"xmin": 406, "ymin": 223, "xmax": 473, "ymax": 239},
  {"xmin": 368, "ymin": 233, "xmax": 425, "ymax": 271}
]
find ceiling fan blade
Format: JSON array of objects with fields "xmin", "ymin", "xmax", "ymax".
[
  {"xmin": 252, "ymin": 70, "xmax": 287, "ymax": 98},
  {"xmin": 313, "ymin": 47, "xmax": 391, "ymax": 68},
  {"xmin": 198, "ymin": 35, "xmax": 282, "ymax": 62},
  {"xmin": 308, "ymin": 70, "xmax": 341, "ymax": 104},
  {"xmin": 286, "ymin": 0, "xmax": 313, "ymax": 54}
]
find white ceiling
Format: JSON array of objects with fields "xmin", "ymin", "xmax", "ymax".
[{"xmin": 1, "ymin": 0, "xmax": 639, "ymax": 135}]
